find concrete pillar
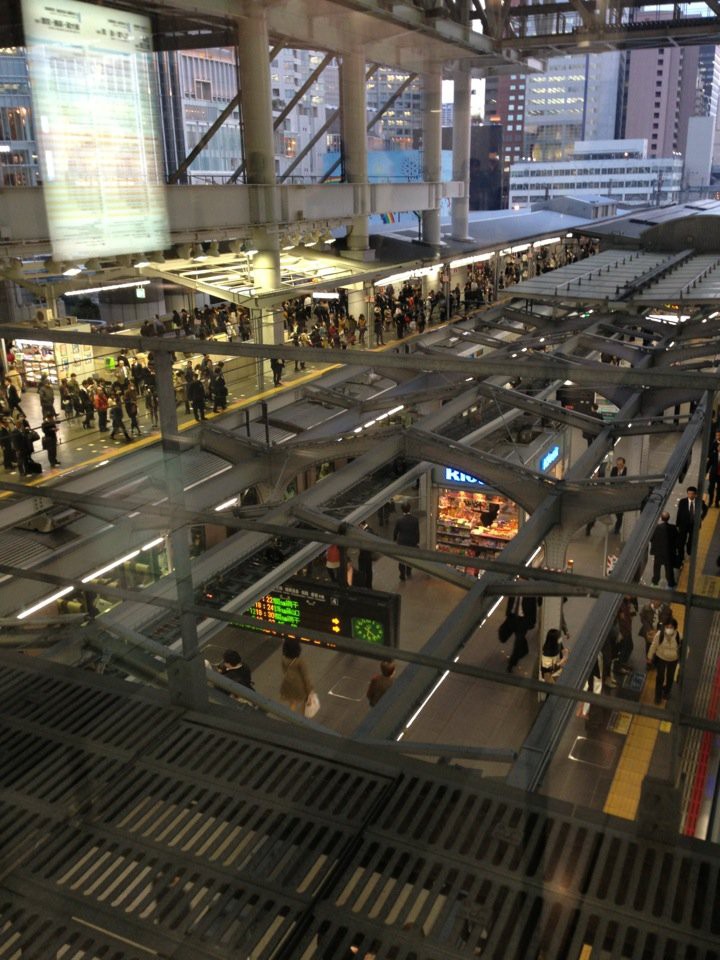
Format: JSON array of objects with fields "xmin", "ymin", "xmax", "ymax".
[
  {"xmin": 237, "ymin": 9, "xmax": 276, "ymax": 190},
  {"xmin": 422, "ymin": 266, "xmax": 442, "ymax": 299},
  {"xmin": 451, "ymin": 63, "xmax": 472, "ymax": 241},
  {"xmin": 346, "ymin": 283, "xmax": 367, "ymax": 323},
  {"xmin": 154, "ymin": 349, "xmax": 208, "ymax": 710},
  {"xmin": 566, "ymin": 426, "xmax": 587, "ymax": 471},
  {"xmin": 340, "ymin": 49, "xmax": 370, "ymax": 255},
  {"xmin": 422, "ymin": 66, "xmax": 442, "ymax": 246},
  {"xmin": 237, "ymin": 9, "xmax": 281, "ymax": 358}
]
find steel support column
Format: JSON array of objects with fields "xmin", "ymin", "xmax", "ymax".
[
  {"xmin": 154, "ymin": 349, "xmax": 208, "ymax": 710},
  {"xmin": 341, "ymin": 48, "xmax": 370, "ymax": 254},
  {"xmin": 237, "ymin": 9, "xmax": 280, "ymax": 358},
  {"xmin": 421, "ymin": 65, "xmax": 442, "ymax": 246},
  {"xmin": 451, "ymin": 61, "xmax": 472, "ymax": 241},
  {"xmin": 278, "ymin": 65, "xmax": 378, "ymax": 185},
  {"xmin": 321, "ymin": 71, "xmax": 418, "ymax": 184},
  {"xmin": 230, "ymin": 49, "xmax": 333, "ymax": 185}
]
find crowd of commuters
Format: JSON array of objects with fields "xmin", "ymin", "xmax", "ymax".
[{"xmin": 0, "ymin": 338, "xmax": 242, "ymax": 472}]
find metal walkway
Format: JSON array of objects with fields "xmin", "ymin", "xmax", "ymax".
[{"xmin": 0, "ymin": 652, "xmax": 717, "ymax": 960}]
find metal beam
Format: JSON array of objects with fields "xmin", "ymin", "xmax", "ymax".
[
  {"xmin": 469, "ymin": 0, "xmax": 490, "ymax": 31},
  {"xmin": 403, "ymin": 426, "xmax": 557, "ymax": 513},
  {"xmin": 566, "ymin": 0, "xmax": 600, "ymax": 30},
  {"xmin": 229, "ymin": 51, "xmax": 335, "ymax": 185},
  {"xmin": 167, "ymin": 92, "xmax": 241, "ymax": 185},
  {"xmin": 472, "ymin": 381, "xmax": 606, "ymax": 436},
  {"xmin": 279, "ymin": 64, "xmax": 378, "ymax": 183},
  {"xmin": 507, "ymin": 398, "xmax": 707, "ymax": 791},
  {"xmin": 1, "ymin": 325, "xmax": 717, "ymax": 391},
  {"xmin": 168, "ymin": 41, "xmax": 284, "ymax": 186}
]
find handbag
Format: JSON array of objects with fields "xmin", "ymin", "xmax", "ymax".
[
  {"xmin": 304, "ymin": 691, "xmax": 320, "ymax": 718},
  {"xmin": 29, "ymin": 430, "xmax": 40, "ymax": 442}
]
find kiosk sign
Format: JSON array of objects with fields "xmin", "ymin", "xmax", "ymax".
[{"xmin": 443, "ymin": 467, "xmax": 485, "ymax": 485}]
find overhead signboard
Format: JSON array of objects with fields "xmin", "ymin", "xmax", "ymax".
[
  {"xmin": 435, "ymin": 466, "xmax": 486, "ymax": 487},
  {"xmin": 240, "ymin": 577, "xmax": 401, "ymax": 649},
  {"xmin": 22, "ymin": 0, "xmax": 169, "ymax": 260}
]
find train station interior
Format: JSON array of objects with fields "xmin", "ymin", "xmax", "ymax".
[{"xmin": 1, "ymin": 1, "xmax": 720, "ymax": 958}]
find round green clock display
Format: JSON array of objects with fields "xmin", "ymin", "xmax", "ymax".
[{"xmin": 351, "ymin": 617, "xmax": 385, "ymax": 645}]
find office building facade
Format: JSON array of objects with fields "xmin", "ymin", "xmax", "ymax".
[{"xmin": 508, "ymin": 138, "xmax": 683, "ymax": 208}]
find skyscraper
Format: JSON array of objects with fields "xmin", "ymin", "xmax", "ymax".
[
  {"xmin": 622, "ymin": 44, "xmax": 700, "ymax": 159},
  {"xmin": 0, "ymin": 47, "xmax": 39, "ymax": 186}
]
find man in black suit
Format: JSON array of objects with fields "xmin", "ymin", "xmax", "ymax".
[
  {"xmin": 610, "ymin": 456, "xmax": 627, "ymax": 535},
  {"xmin": 499, "ymin": 593, "xmax": 538, "ymax": 673},
  {"xmin": 650, "ymin": 512, "xmax": 679, "ymax": 587},
  {"xmin": 676, "ymin": 485, "xmax": 707, "ymax": 557},
  {"xmin": 393, "ymin": 501, "xmax": 420, "ymax": 581}
]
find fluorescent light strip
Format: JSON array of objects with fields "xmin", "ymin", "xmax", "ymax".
[
  {"xmin": 142, "ymin": 537, "xmax": 165, "ymax": 550},
  {"xmin": 374, "ymin": 265, "xmax": 439, "ymax": 286},
  {"xmin": 184, "ymin": 464, "xmax": 232, "ymax": 493},
  {"xmin": 403, "ymin": 670, "xmax": 451, "ymax": 731},
  {"xmin": 64, "ymin": 280, "xmax": 151, "ymax": 297},
  {"xmin": 215, "ymin": 497, "xmax": 238, "ymax": 512},
  {"xmin": 81, "ymin": 550, "xmax": 140, "ymax": 583},
  {"xmin": 396, "ymin": 544, "xmax": 544, "ymax": 738},
  {"xmin": 17, "ymin": 586, "xmax": 74, "ymax": 620},
  {"xmin": 449, "ymin": 252, "xmax": 494, "ymax": 269}
]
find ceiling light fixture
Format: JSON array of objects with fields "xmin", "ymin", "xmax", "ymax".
[
  {"xmin": 16, "ymin": 586, "xmax": 74, "ymax": 620},
  {"xmin": 64, "ymin": 280, "xmax": 151, "ymax": 296}
]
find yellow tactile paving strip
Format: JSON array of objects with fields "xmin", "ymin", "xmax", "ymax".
[
  {"xmin": 1, "ymin": 331, "xmax": 417, "ymax": 498},
  {"xmin": 0, "ymin": 360, "xmax": 341, "ymax": 497},
  {"xmin": 603, "ymin": 506, "xmax": 717, "ymax": 820}
]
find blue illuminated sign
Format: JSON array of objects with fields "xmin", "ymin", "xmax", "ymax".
[
  {"xmin": 443, "ymin": 467, "xmax": 485, "ymax": 485},
  {"xmin": 539, "ymin": 445, "xmax": 560, "ymax": 472}
]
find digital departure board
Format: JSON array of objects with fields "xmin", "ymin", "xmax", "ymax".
[{"xmin": 241, "ymin": 577, "xmax": 401, "ymax": 649}]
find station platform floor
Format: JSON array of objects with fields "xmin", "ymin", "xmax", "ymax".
[
  {"xmin": 4, "ymin": 339, "xmax": 718, "ymax": 834},
  {"xmin": 1, "ymin": 346, "xmax": 337, "ymax": 488},
  {"xmin": 202, "ymin": 426, "xmax": 719, "ymax": 832},
  {"xmin": 2, "ymin": 314, "xmax": 449, "ymax": 488}
]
